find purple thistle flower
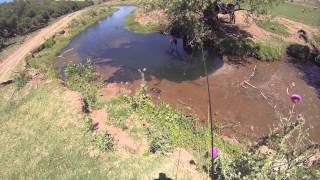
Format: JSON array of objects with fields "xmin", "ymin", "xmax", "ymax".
[
  {"xmin": 210, "ymin": 147, "xmax": 219, "ymax": 158},
  {"xmin": 291, "ymin": 94, "xmax": 302, "ymax": 103}
]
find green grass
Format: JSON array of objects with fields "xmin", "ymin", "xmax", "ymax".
[
  {"xmin": 0, "ymin": 82, "xmax": 110, "ymax": 179},
  {"xmin": 257, "ymin": 19, "xmax": 290, "ymax": 37},
  {"xmin": 106, "ymin": 90, "xmax": 241, "ymax": 161},
  {"xmin": 314, "ymin": 34, "xmax": 320, "ymax": 46},
  {"xmin": 125, "ymin": 11, "xmax": 160, "ymax": 34},
  {"xmin": 255, "ymin": 40, "xmax": 286, "ymax": 61},
  {"xmin": 217, "ymin": 37, "xmax": 286, "ymax": 61},
  {"xmin": 0, "ymin": 81, "xmax": 203, "ymax": 179},
  {"xmin": 270, "ymin": 3, "xmax": 320, "ymax": 26}
]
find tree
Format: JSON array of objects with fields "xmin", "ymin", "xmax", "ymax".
[{"xmin": 138, "ymin": 0, "xmax": 284, "ymax": 48}]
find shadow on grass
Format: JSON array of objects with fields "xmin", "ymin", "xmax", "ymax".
[{"xmin": 153, "ymin": 173, "xmax": 173, "ymax": 180}]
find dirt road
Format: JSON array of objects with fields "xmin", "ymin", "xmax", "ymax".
[{"xmin": 0, "ymin": 10, "xmax": 83, "ymax": 82}]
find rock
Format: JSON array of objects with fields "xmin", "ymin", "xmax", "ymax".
[{"xmin": 259, "ymin": 145, "xmax": 275, "ymax": 155}]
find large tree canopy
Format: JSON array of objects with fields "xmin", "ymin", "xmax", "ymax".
[
  {"xmin": 0, "ymin": 0, "xmax": 93, "ymax": 50},
  {"xmin": 138, "ymin": 0, "xmax": 284, "ymax": 47}
]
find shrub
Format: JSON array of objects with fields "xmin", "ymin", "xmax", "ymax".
[
  {"xmin": 217, "ymin": 38, "xmax": 285, "ymax": 61},
  {"xmin": 83, "ymin": 116, "xmax": 94, "ymax": 132},
  {"xmin": 64, "ymin": 60, "xmax": 99, "ymax": 112},
  {"xmin": 15, "ymin": 72, "xmax": 32, "ymax": 90},
  {"xmin": 218, "ymin": 38, "xmax": 257, "ymax": 58},
  {"xmin": 95, "ymin": 131, "xmax": 114, "ymax": 152},
  {"xmin": 286, "ymin": 44, "xmax": 314, "ymax": 63},
  {"xmin": 256, "ymin": 41, "xmax": 284, "ymax": 61}
]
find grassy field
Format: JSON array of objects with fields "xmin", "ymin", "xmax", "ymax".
[
  {"xmin": 256, "ymin": 19, "xmax": 290, "ymax": 37},
  {"xmin": 270, "ymin": 3, "xmax": 320, "ymax": 26},
  {"xmin": 0, "ymin": 80, "xmax": 206, "ymax": 179},
  {"xmin": 0, "ymin": 81, "xmax": 110, "ymax": 179}
]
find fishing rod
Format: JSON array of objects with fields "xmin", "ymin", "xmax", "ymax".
[{"xmin": 201, "ymin": 44, "xmax": 215, "ymax": 180}]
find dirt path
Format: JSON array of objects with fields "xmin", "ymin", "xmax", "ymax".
[{"xmin": 0, "ymin": 10, "xmax": 84, "ymax": 82}]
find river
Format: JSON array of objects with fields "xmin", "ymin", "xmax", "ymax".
[{"xmin": 55, "ymin": 6, "xmax": 320, "ymax": 142}]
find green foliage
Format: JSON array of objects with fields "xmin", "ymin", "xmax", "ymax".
[
  {"xmin": 217, "ymin": 38, "xmax": 284, "ymax": 61},
  {"xmin": 15, "ymin": 72, "xmax": 31, "ymax": 90},
  {"xmin": 0, "ymin": 0, "xmax": 93, "ymax": 51},
  {"xmin": 64, "ymin": 60, "xmax": 99, "ymax": 112},
  {"xmin": 125, "ymin": 10, "xmax": 160, "ymax": 34},
  {"xmin": 255, "ymin": 41, "xmax": 284, "ymax": 61},
  {"xmin": 94, "ymin": 131, "xmax": 114, "ymax": 152},
  {"xmin": 106, "ymin": 96, "xmax": 132, "ymax": 129},
  {"xmin": 218, "ymin": 38, "xmax": 257, "ymax": 58},
  {"xmin": 106, "ymin": 72, "xmax": 237, "ymax": 157},
  {"xmin": 83, "ymin": 116, "xmax": 95, "ymax": 133},
  {"xmin": 256, "ymin": 19, "xmax": 290, "ymax": 37},
  {"xmin": 210, "ymin": 113, "xmax": 320, "ymax": 179},
  {"xmin": 138, "ymin": 0, "xmax": 284, "ymax": 48}
]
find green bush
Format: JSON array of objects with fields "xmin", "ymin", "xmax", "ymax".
[
  {"xmin": 64, "ymin": 60, "xmax": 99, "ymax": 112},
  {"xmin": 218, "ymin": 38, "xmax": 257, "ymax": 58},
  {"xmin": 286, "ymin": 44, "xmax": 311, "ymax": 63},
  {"xmin": 95, "ymin": 131, "xmax": 114, "ymax": 152},
  {"xmin": 83, "ymin": 116, "xmax": 94, "ymax": 132},
  {"xmin": 15, "ymin": 73, "xmax": 32, "ymax": 90},
  {"xmin": 217, "ymin": 37, "xmax": 285, "ymax": 61},
  {"xmin": 256, "ymin": 41, "xmax": 284, "ymax": 61}
]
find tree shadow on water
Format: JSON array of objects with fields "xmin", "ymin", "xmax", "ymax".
[
  {"xmin": 286, "ymin": 43, "xmax": 320, "ymax": 96},
  {"xmin": 102, "ymin": 52, "xmax": 224, "ymax": 83}
]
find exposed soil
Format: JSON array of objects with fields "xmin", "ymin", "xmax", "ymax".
[{"xmin": 90, "ymin": 109, "xmax": 149, "ymax": 155}]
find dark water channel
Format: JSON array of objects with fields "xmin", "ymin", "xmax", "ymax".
[{"xmin": 55, "ymin": 6, "xmax": 222, "ymax": 83}]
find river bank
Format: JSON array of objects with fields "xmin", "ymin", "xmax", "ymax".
[{"xmin": 0, "ymin": 2, "xmax": 319, "ymax": 179}]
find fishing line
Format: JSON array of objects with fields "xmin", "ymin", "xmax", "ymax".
[{"xmin": 201, "ymin": 43, "xmax": 215, "ymax": 180}]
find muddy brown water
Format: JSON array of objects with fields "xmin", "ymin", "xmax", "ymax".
[{"xmin": 56, "ymin": 6, "xmax": 320, "ymax": 142}]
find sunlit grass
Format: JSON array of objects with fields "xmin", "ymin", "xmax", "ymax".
[
  {"xmin": 257, "ymin": 19, "xmax": 290, "ymax": 37},
  {"xmin": 125, "ymin": 10, "xmax": 160, "ymax": 34},
  {"xmin": 270, "ymin": 3, "xmax": 320, "ymax": 26}
]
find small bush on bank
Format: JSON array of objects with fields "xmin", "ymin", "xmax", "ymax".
[
  {"xmin": 95, "ymin": 131, "xmax": 114, "ymax": 152},
  {"xmin": 15, "ymin": 73, "xmax": 32, "ymax": 90},
  {"xmin": 83, "ymin": 116, "xmax": 95, "ymax": 132},
  {"xmin": 255, "ymin": 41, "xmax": 284, "ymax": 61},
  {"xmin": 287, "ymin": 43, "xmax": 320, "ymax": 66},
  {"xmin": 218, "ymin": 38, "xmax": 257, "ymax": 58},
  {"xmin": 64, "ymin": 60, "xmax": 99, "ymax": 112}
]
